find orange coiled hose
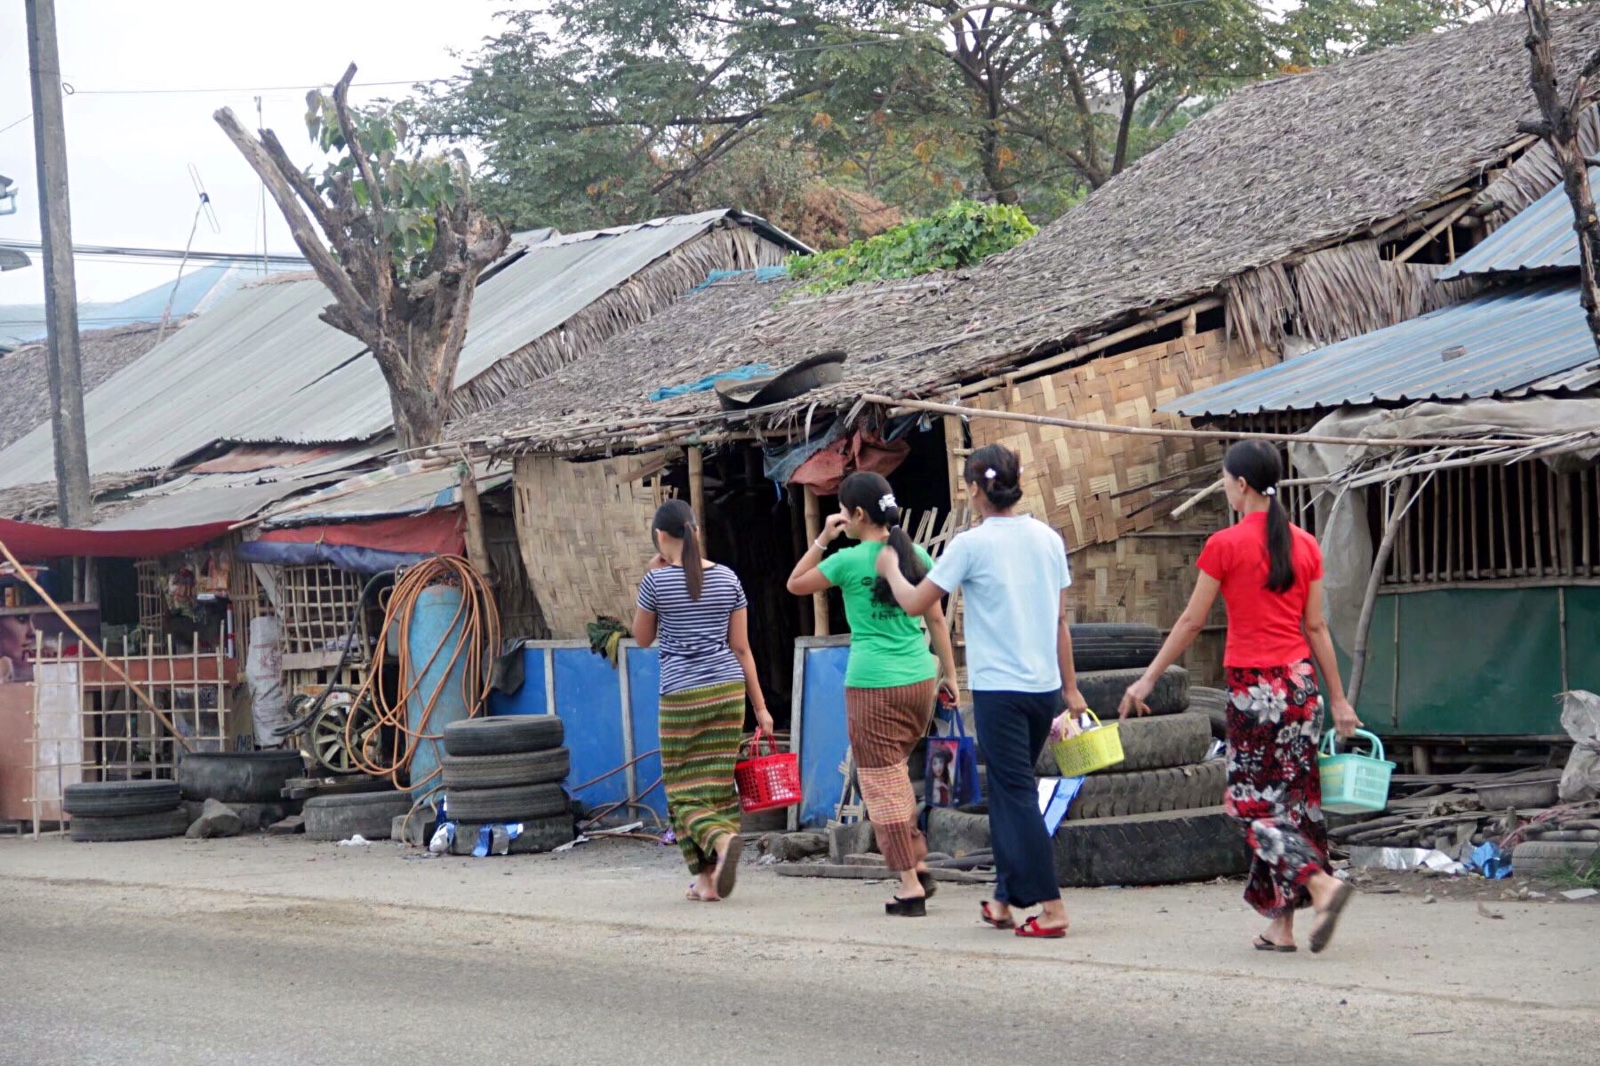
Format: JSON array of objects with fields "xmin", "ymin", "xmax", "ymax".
[{"xmin": 344, "ymin": 556, "xmax": 500, "ymax": 793}]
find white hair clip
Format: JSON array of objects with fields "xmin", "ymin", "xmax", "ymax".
[
  {"xmin": 878, "ymin": 493, "xmax": 897, "ymax": 511},
  {"xmin": 1264, "ymin": 486, "xmax": 1278, "ymax": 497},
  {"xmin": 985, "ymin": 467, "xmax": 997, "ymax": 480}
]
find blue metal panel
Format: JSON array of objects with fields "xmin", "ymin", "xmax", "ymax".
[
  {"xmin": 624, "ymin": 648, "xmax": 668, "ymax": 818},
  {"xmin": 1439, "ymin": 172, "xmax": 1597, "ymax": 279},
  {"xmin": 553, "ymin": 649, "xmax": 629, "ymax": 809},
  {"xmin": 487, "ymin": 648, "xmax": 549, "ymax": 717},
  {"xmin": 797, "ymin": 644, "xmax": 852, "ymax": 828},
  {"xmin": 1166, "ymin": 282, "xmax": 1600, "ymax": 417}
]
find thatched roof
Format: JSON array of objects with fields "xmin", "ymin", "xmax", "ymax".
[
  {"xmin": 0, "ymin": 471, "xmax": 154, "ymax": 525},
  {"xmin": 452, "ymin": 5, "xmax": 1600, "ymax": 454},
  {"xmin": 0, "ymin": 321, "xmax": 179, "ymax": 451}
]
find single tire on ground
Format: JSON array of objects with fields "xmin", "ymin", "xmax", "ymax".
[
  {"xmin": 1075, "ymin": 666, "xmax": 1189, "ymax": 718},
  {"xmin": 440, "ymin": 748, "xmax": 570, "ymax": 790},
  {"xmin": 69, "ymin": 806, "xmax": 190, "ymax": 843},
  {"xmin": 303, "ymin": 790, "xmax": 414, "ymax": 841},
  {"xmin": 1188, "ymin": 686, "xmax": 1231, "ymax": 740},
  {"xmin": 1054, "ymin": 806, "xmax": 1249, "ymax": 888},
  {"xmin": 925, "ymin": 807, "xmax": 992, "ymax": 857},
  {"xmin": 444, "ymin": 782, "xmax": 569, "ymax": 823},
  {"xmin": 446, "ymin": 814, "xmax": 576, "ymax": 856},
  {"xmin": 1511, "ymin": 840, "xmax": 1600, "ymax": 878},
  {"xmin": 63, "ymin": 780, "xmax": 182, "ymax": 818},
  {"xmin": 1066, "ymin": 759, "xmax": 1227, "ymax": 820},
  {"xmin": 1070, "ymin": 623, "xmax": 1164, "ymax": 672},
  {"xmin": 443, "ymin": 716, "xmax": 565, "ymax": 757},
  {"xmin": 1034, "ymin": 712, "xmax": 1212, "ymax": 776},
  {"xmin": 177, "ymin": 751, "xmax": 306, "ymax": 803}
]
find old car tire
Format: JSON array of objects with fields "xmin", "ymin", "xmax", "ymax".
[
  {"xmin": 302, "ymin": 790, "xmax": 413, "ymax": 841},
  {"xmin": 1070, "ymin": 623, "xmax": 1164, "ymax": 672},
  {"xmin": 1187, "ymin": 686, "xmax": 1231, "ymax": 740},
  {"xmin": 1066, "ymin": 760, "xmax": 1227, "ymax": 821},
  {"xmin": 440, "ymin": 748, "xmax": 570, "ymax": 790},
  {"xmin": 69, "ymin": 807, "xmax": 190, "ymax": 843},
  {"xmin": 444, "ymin": 782, "xmax": 569, "ymax": 823},
  {"xmin": 1511, "ymin": 840, "xmax": 1600, "ymax": 877},
  {"xmin": 63, "ymin": 780, "xmax": 182, "ymax": 818},
  {"xmin": 443, "ymin": 716, "xmax": 564, "ymax": 757},
  {"xmin": 1034, "ymin": 712, "xmax": 1212, "ymax": 776},
  {"xmin": 178, "ymin": 751, "xmax": 306, "ymax": 803},
  {"xmin": 1054, "ymin": 806, "xmax": 1249, "ymax": 888},
  {"xmin": 1075, "ymin": 666, "xmax": 1189, "ymax": 718},
  {"xmin": 446, "ymin": 814, "xmax": 576, "ymax": 856}
]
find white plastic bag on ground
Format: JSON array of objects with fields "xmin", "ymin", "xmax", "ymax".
[{"xmin": 1558, "ymin": 690, "xmax": 1600, "ymax": 803}]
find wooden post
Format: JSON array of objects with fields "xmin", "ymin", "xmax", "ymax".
[
  {"xmin": 1348, "ymin": 475, "xmax": 1415, "ymax": 707},
  {"xmin": 943, "ymin": 414, "xmax": 964, "ymax": 509},
  {"xmin": 25, "ymin": 0, "xmax": 93, "ymax": 526},
  {"xmin": 803, "ymin": 487, "xmax": 829, "ymax": 636},
  {"xmin": 687, "ymin": 446, "xmax": 706, "ymax": 531},
  {"xmin": 458, "ymin": 466, "xmax": 494, "ymax": 581},
  {"xmin": 788, "ymin": 485, "xmax": 813, "ymax": 635}
]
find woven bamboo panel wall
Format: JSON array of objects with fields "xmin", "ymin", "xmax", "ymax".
[
  {"xmin": 513, "ymin": 454, "xmax": 666, "ymax": 638},
  {"xmin": 970, "ymin": 329, "xmax": 1275, "ymax": 548},
  {"xmin": 969, "ymin": 329, "xmax": 1273, "ymax": 687}
]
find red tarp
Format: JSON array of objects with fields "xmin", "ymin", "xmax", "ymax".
[
  {"xmin": 0, "ymin": 517, "xmax": 236, "ymax": 562},
  {"xmin": 257, "ymin": 509, "xmax": 464, "ymax": 556}
]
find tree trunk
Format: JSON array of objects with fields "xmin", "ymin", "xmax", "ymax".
[{"xmin": 1525, "ymin": 0, "xmax": 1600, "ymax": 354}]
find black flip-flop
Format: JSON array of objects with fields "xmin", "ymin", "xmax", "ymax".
[
  {"xmin": 885, "ymin": 895, "xmax": 927, "ymax": 917},
  {"xmin": 714, "ymin": 834, "xmax": 743, "ymax": 900},
  {"xmin": 1253, "ymin": 934, "xmax": 1296, "ymax": 953},
  {"xmin": 1309, "ymin": 882, "xmax": 1354, "ymax": 954}
]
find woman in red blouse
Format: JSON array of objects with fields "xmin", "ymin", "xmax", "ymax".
[{"xmin": 1115, "ymin": 441, "xmax": 1360, "ymax": 954}]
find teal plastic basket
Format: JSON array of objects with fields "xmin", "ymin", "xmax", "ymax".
[{"xmin": 1319, "ymin": 729, "xmax": 1396, "ymax": 814}]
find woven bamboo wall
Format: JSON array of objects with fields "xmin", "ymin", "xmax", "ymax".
[
  {"xmin": 512, "ymin": 454, "xmax": 666, "ymax": 638},
  {"xmin": 969, "ymin": 328, "xmax": 1274, "ymax": 684}
]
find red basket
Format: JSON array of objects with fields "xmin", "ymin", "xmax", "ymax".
[{"xmin": 734, "ymin": 729, "xmax": 801, "ymax": 813}]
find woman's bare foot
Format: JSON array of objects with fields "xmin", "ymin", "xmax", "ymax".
[
  {"xmin": 686, "ymin": 873, "xmax": 719, "ymax": 902},
  {"xmin": 1028, "ymin": 899, "xmax": 1070, "ymax": 933},
  {"xmin": 891, "ymin": 869, "xmax": 926, "ymax": 905},
  {"xmin": 1257, "ymin": 914, "xmax": 1296, "ymax": 950}
]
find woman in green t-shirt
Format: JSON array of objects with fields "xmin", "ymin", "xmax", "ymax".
[{"xmin": 787, "ymin": 472, "xmax": 959, "ymax": 917}]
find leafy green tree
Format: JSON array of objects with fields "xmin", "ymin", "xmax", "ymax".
[{"xmin": 786, "ymin": 199, "xmax": 1037, "ymax": 291}]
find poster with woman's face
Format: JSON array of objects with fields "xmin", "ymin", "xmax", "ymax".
[{"xmin": 0, "ymin": 607, "xmax": 100, "ymax": 683}]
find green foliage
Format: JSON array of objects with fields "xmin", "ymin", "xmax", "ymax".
[
  {"xmin": 785, "ymin": 200, "xmax": 1036, "ymax": 292},
  {"xmin": 305, "ymin": 92, "xmax": 465, "ymax": 279}
]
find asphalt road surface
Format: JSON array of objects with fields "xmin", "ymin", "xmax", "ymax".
[{"xmin": 0, "ymin": 865, "xmax": 1590, "ymax": 1066}]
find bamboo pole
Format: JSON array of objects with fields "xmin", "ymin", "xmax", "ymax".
[
  {"xmin": 803, "ymin": 487, "xmax": 830, "ymax": 636},
  {"xmin": 866, "ymin": 394, "xmax": 1584, "ymax": 452},
  {"xmin": 0, "ymin": 536, "xmax": 193, "ymax": 752},
  {"xmin": 1348, "ymin": 475, "xmax": 1417, "ymax": 707},
  {"xmin": 687, "ymin": 446, "xmax": 706, "ymax": 532},
  {"xmin": 458, "ymin": 466, "xmax": 494, "ymax": 582}
]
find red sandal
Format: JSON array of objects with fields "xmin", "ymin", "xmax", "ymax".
[
  {"xmin": 980, "ymin": 901, "xmax": 1015, "ymax": 929},
  {"xmin": 1015, "ymin": 916, "xmax": 1067, "ymax": 939}
]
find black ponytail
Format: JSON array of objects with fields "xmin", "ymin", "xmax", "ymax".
[
  {"xmin": 652, "ymin": 499, "xmax": 705, "ymax": 600},
  {"xmin": 838, "ymin": 472, "xmax": 927, "ymax": 607},
  {"xmin": 1223, "ymin": 440, "xmax": 1294, "ymax": 593},
  {"xmin": 963, "ymin": 444, "xmax": 1024, "ymax": 512}
]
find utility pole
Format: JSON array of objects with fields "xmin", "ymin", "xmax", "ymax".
[{"xmin": 26, "ymin": 0, "xmax": 93, "ymax": 526}]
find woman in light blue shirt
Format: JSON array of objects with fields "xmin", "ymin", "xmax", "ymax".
[{"xmin": 878, "ymin": 444, "xmax": 1087, "ymax": 938}]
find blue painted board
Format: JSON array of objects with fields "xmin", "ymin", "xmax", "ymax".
[
  {"xmin": 487, "ymin": 648, "xmax": 549, "ymax": 716},
  {"xmin": 625, "ymin": 648, "xmax": 668, "ymax": 818},
  {"xmin": 798, "ymin": 644, "xmax": 851, "ymax": 827},
  {"xmin": 553, "ymin": 649, "xmax": 629, "ymax": 808}
]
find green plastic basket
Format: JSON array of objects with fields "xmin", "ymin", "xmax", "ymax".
[{"xmin": 1318, "ymin": 728, "xmax": 1395, "ymax": 814}]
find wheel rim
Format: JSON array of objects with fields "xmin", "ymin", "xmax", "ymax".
[{"xmin": 307, "ymin": 693, "xmax": 381, "ymax": 775}]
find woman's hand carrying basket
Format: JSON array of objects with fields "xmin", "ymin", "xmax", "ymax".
[
  {"xmin": 1049, "ymin": 710, "xmax": 1125, "ymax": 777},
  {"xmin": 1319, "ymin": 728, "xmax": 1395, "ymax": 814},
  {"xmin": 735, "ymin": 728, "xmax": 802, "ymax": 813}
]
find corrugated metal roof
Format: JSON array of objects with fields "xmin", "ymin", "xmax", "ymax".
[
  {"xmin": 1165, "ymin": 283, "xmax": 1600, "ymax": 417},
  {"xmin": 1439, "ymin": 171, "xmax": 1598, "ymax": 279},
  {"xmin": 90, "ymin": 481, "xmax": 307, "ymax": 532},
  {"xmin": 258, "ymin": 460, "xmax": 508, "ymax": 526},
  {"xmin": 0, "ymin": 211, "xmax": 803, "ymax": 489}
]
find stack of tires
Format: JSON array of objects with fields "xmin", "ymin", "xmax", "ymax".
[
  {"xmin": 1044, "ymin": 623, "xmax": 1248, "ymax": 888},
  {"xmin": 64, "ymin": 781, "xmax": 188, "ymax": 842},
  {"xmin": 439, "ymin": 716, "xmax": 575, "ymax": 855}
]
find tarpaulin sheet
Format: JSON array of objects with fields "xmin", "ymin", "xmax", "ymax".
[
  {"xmin": 255, "ymin": 509, "xmax": 463, "ymax": 557},
  {"xmin": 0, "ymin": 517, "xmax": 234, "ymax": 561},
  {"xmin": 234, "ymin": 540, "xmax": 432, "ymax": 574}
]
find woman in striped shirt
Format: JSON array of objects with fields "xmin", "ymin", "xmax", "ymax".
[{"xmin": 633, "ymin": 499, "xmax": 773, "ymax": 903}]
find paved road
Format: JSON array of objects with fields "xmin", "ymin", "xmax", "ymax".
[{"xmin": 0, "ymin": 861, "xmax": 1590, "ymax": 1066}]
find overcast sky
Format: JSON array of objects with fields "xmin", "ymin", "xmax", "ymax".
[{"xmin": 0, "ymin": 0, "xmax": 512, "ymax": 306}]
